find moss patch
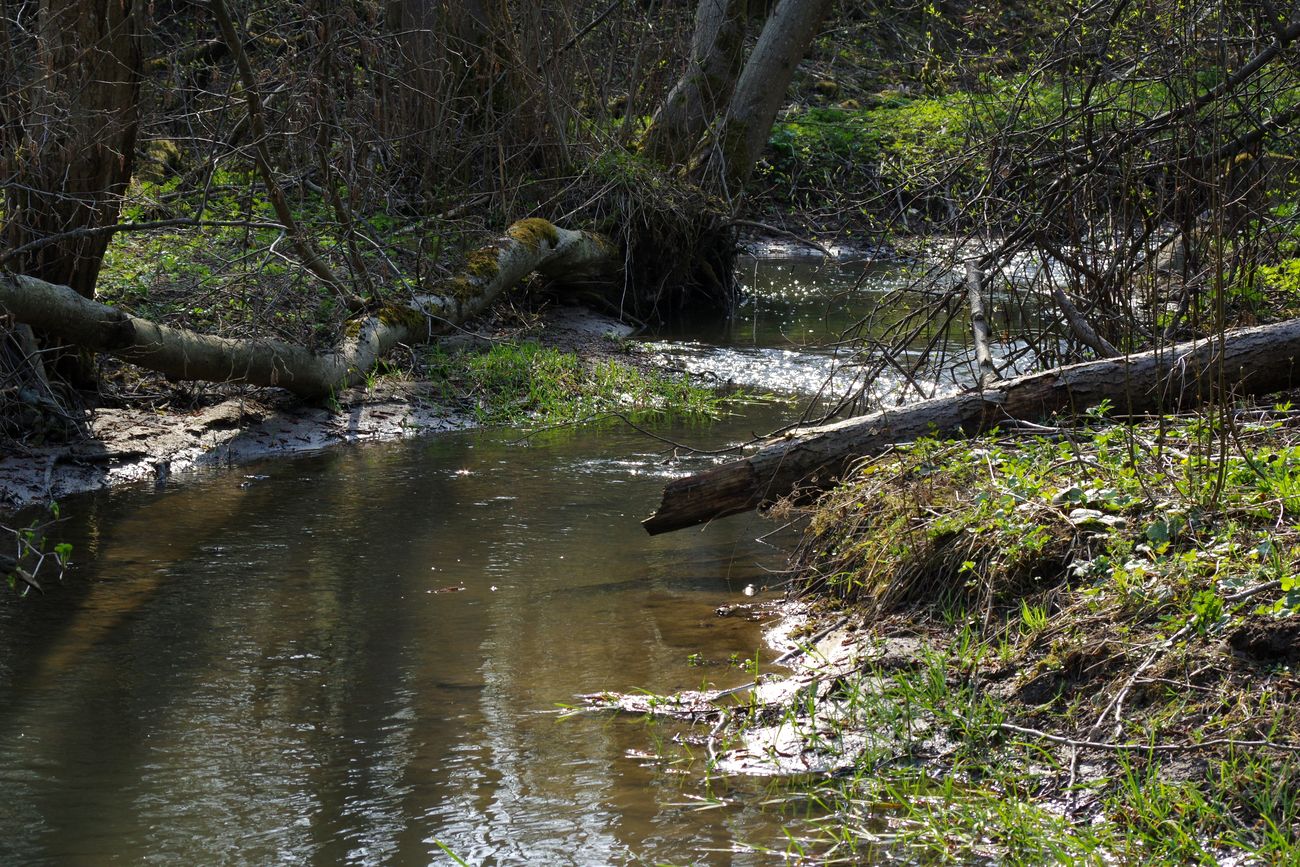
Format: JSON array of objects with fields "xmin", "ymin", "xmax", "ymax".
[
  {"xmin": 441, "ymin": 275, "xmax": 478, "ymax": 302},
  {"xmin": 464, "ymin": 245, "xmax": 503, "ymax": 280},
  {"xmin": 505, "ymin": 218, "xmax": 560, "ymax": 252},
  {"xmin": 374, "ymin": 304, "xmax": 427, "ymax": 333}
]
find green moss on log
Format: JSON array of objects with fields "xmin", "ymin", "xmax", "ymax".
[
  {"xmin": 444, "ymin": 275, "xmax": 479, "ymax": 301},
  {"xmin": 342, "ymin": 305, "xmax": 426, "ymax": 339},
  {"xmin": 506, "ymin": 218, "xmax": 560, "ymax": 252},
  {"xmin": 465, "ymin": 245, "xmax": 503, "ymax": 280},
  {"xmin": 376, "ymin": 304, "xmax": 427, "ymax": 332}
]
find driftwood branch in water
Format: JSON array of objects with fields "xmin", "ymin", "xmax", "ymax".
[
  {"xmin": 965, "ymin": 259, "xmax": 998, "ymax": 388},
  {"xmin": 0, "ymin": 219, "xmax": 617, "ymax": 398},
  {"xmin": 1051, "ymin": 283, "xmax": 1120, "ymax": 358},
  {"xmin": 643, "ymin": 319, "xmax": 1300, "ymax": 534}
]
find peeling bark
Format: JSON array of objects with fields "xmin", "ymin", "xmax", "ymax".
[
  {"xmin": 0, "ymin": 220, "xmax": 617, "ymax": 399},
  {"xmin": 644, "ymin": 320, "xmax": 1300, "ymax": 534}
]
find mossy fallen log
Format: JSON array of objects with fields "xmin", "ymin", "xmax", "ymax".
[
  {"xmin": 643, "ymin": 319, "xmax": 1300, "ymax": 534},
  {"xmin": 0, "ymin": 219, "xmax": 617, "ymax": 398}
]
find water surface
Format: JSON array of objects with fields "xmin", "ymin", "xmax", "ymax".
[
  {"xmin": 646, "ymin": 254, "xmax": 1039, "ymax": 403},
  {"xmin": 0, "ymin": 410, "xmax": 805, "ymax": 866}
]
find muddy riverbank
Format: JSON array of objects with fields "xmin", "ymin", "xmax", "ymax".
[
  {"xmin": 0, "ymin": 306, "xmax": 635, "ymax": 514},
  {"xmin": 602, "ymin": 407, "xmax": 1300, "ymax": 863}
]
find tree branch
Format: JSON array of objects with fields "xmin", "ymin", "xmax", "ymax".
[{"xmin": 208, "ymin": 0, "xmax": 347, "ymax": 296}]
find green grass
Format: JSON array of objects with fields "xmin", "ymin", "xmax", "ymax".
[
  {"xmin": 732, "ymin": 401, "xmax": 1300, "ymax": 863},
  {"xmin": 769, "ymin": 94, "xmax": 980, "ymax": 178},
  {"xmin": 423, "ymin": 341, "xmax": 733, "ymax": 427},
  {"xmin": 799, "ymin": 400, "xmax": 1300, "ymax": 619},
  {"xmin": 760, "ymin": 67, "xmax": 1300, "ymax": 235},
  {"xmin": 762, "ymin": 94, "xmax": 987, "ymax": 221}
]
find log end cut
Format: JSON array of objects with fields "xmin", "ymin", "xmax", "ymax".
[{"xmin": 642, "ymin": 460, "xmax": 762, "ymax": 535}]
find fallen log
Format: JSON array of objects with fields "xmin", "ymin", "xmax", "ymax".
[
  {"xmin": 643, "ymin": 320, "xmax": 1300, "ymax": 534},
  {"xmin": 0, "ymin": 218, "xmax": 616, "ymax": 398}
]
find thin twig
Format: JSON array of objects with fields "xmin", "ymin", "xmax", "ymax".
[
  {"xmin": 0, "ymin": 218, "xmax": 285, "ymax": 266},
  {"xmin": 725, "ymin": 219, "xmax": 833, "ymax": 258},
  {"xmin": 541, "ymin": 0, "xmax": 624, "ymax": 70},
  {"xmin": 998, "ymin": 721, "xmax": 1300, "ymax": 753},
  {"xmin": 1224, "ymin": 580, "xmax": 1282, "ymax": 602}
]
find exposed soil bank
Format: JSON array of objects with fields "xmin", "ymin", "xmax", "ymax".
[{"xmin": 0, "ymin": 306, "xmax": 633, "ymax": 515}]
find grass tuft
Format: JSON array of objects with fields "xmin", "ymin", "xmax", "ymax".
[{"xmin": 424, "ymin": 340, "xmax": 734, "ymax": 427}]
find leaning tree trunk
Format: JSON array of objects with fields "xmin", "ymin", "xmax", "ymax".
[
  {"xmin": 641, "ymin": 0, "xmax": 750, "ymax": 169},
  {"xmin": 1, "ymin": 0, "xmax": 143, "ymax": 298},
  {"xmin": 688, "ymin": 0, "xmax": 833, "ymax": 196},
  {"xmin": 0, "ymin": 219, "xmax": 617, "ymax": 399},
  {"xmin": 643, "ymin": 320, "xmax": 1300, "ymax": 533},
  {"xmin": 624, "ymin": 0, "xmax": 828, "ymax": 317}
]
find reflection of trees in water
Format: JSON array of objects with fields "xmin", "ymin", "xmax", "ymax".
[{"xmin": 0, "ymin": 422, "xmax": 785, "ymax": 863}]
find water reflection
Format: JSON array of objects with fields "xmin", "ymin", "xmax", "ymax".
[{"xmin": 0, "ymin": 412, "xmax": 802, "ymax": 866}]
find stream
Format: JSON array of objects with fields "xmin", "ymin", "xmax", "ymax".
[{"xmin": 0, "ymin": 255, "xmax": 997, "ymax": 865}]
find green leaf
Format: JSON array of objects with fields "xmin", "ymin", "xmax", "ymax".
[{"xmin": 1145, "ymin": 521, "xmax": 1170, "ymax": 543}]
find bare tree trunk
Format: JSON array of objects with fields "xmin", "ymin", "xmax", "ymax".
[
  {"xmin": 688, "ymin": 0, "xmax": 832, "ymax": 196},
  {"xmin": 1, "ymin": 0, "xmax": 143, "ymax": 297},
  {"xmin": 643, "ymin": 319, "xmax": 1300, "ymax": 533},
  {"xmin": 641, "ymin": 0, "xmax": 750, "ymax": 169},
  {"xmin": 0, "ymin": 220, "xmax": 617, "ymax": 399}
]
